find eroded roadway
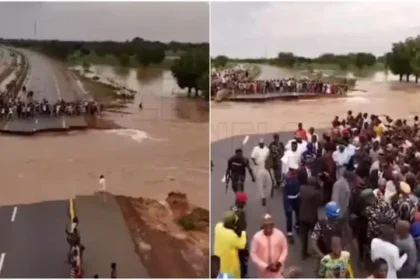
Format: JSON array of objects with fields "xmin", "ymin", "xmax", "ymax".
[
  {"xmin": 0, "ymin": 200, "xmax": 70, "ymax": 278},
  {"xmin": 211, "ymin": 131, "xmax": 362, "ymax": 278},
  {"xmin": 3, "ymin": 49, "xmax": 87, "ymax": 133}
]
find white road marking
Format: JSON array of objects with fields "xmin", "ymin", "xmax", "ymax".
[
  {"xmin": 0, "ymin": 253, "xmax": 5, "ymax": 274},
  {"xmin": 221, "ymin": 174, "xmax": 226, "ymax": 183},
  {"xmin": 243, "ymin": 135, "xmax": 249, "ymax": 145},
  {"xmin": 10, "ymin": 206, "xmax": 17, "ymax": 222},
  {"xmin": 52, "ymin": 73, "xmax": 62, "ymax": 100}
]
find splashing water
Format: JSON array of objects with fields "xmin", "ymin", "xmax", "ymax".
[{"xmin": 105, "ymin": 129, "xmax": 150, "ymax": 143}]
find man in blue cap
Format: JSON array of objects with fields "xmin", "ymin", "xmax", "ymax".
[{"xmin": 311, "ymin": 201, "xmax": 347, "ymax": 258}]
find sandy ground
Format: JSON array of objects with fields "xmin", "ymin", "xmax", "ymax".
[
  {"xmin": 211, "ymin": 66, "xmax": 420, "ymax": 142},
  {"xmin": 116, "ymin": 192, "xmax": 209, "ymax": 278}
]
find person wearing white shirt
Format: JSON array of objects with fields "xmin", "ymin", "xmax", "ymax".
[
  {"xmin": 306, "ymin": 127, "xmax": 318, "ymax": 144},
  {"xmin": 285, "ymin": 135, "xmax": 307, "ymax": 157},
  {"xmin": 332, "ymin": 145, "xmax": 349, "ymax": 179},
  {"xmin": 99, "ymin": 175, "xmax": 107, "ymax": 203},
  {"xmin": 281, "ymin": 141, "xmax": 301, "ymax": 175},
  {"xmin": 371, "ymin": 227, "xmax": 407, "ymax": 278},
  {"xmin": 251, "ymin": 139, "xmax": 271, "ymax": 206}
]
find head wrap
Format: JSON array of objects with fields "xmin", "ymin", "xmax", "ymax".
[
  {"xmin": 235, "ymin": 192, "xmax": 248, "ymax": 203},
  {"xmin": 221, "ymin": 211, "xmax": 237, "ymax": 224}
]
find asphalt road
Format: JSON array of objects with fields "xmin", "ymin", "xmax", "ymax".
[
  {"xmin": 211, "ymin": 131, "xmax": 322, "ymax": 278},
  {"xmin": 75, "ymin": 194, "xmax": 149, "ymax": 278},
  {"xmin": 0, "ymin": 200, "xmax": 70, "ymax": 278},
  {"xmin": 211, "ymin": 130, "xmax": 366, "ymax": 278},
  {"xmin": 3, "ymin": 49, "xmax": 86, "ymax": 133}
]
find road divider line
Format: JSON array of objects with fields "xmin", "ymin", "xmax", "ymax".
[
  {"xmin": 10, "ymin": 206, "xmax": 17, "ymax": 222},
  {"xmin": 0, "ymin": 253, "xmax": 5, "ymax": 274},
  {"xmin": 243, "ymin": 135, "xmax": 249, "ymax": 145},
  {"xmin": 221, "ymin": 174, "xmax": 226, "ymax": 183},
  {"xmin": 69, "ymin": 198, "xmax": 75, "ymax": 220}
]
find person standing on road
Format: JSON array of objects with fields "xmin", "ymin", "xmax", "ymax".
[
  {"xmin": 299, "ymin": 176, "xmax": 324, "ymax": 259},
  {"xmin": 214, "ymin": 211, "xmax": 247, "ymax": 278},
  {"xmin": 250, "ymin": 214, "xmax": 288, "ymax": 278},
  {"xmin": 283, "ymin": 162, "xmax": 301, "ymax": 243},
  {"xmin": 370, "ymin": 225, "xmax": 407, "ymax": 278},
  {"xmin": 295, "ymin": 123, "xmax": 308, "ymax": 141},
  {"xmin": 311, "ymin": 202, "xmax": 348, "ymax": 259},
  {"xmin": 331, "ymin": 170, "xmax": 352, "ymax": 220},
  {"xmin": 269, "ymin": 133, "xmax": 285, "ymax": 188},
  {"xmin": 395, "ymin": 220, "xmax": 417, "ymax": 278},
  {"xmin": 231, "ymin": 192, "xmax": 249, "ymax": 278},
  {"xmin": 110, "ymin": 262, "xmax": 117, "ymax": 278},
  {"xmin": 99, "ymin": 175, "xmax": 106, "ymax": 203},
  {"xmin": 251, "ymin": 139, "xmax": 271, "ymax": 206},
  {"xmin": 226, "ymin": 148, "xmax": 255, "ymax": 194},
  {"xmin": 318, "ymin": 235, "xmax": 351, "ymax": 278}
]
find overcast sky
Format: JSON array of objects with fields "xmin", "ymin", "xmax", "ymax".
[
  {"xmin": 0, "ymin": 2, "xmax": 209, "ymax": 43},
  {"xmin": 211, "ymin": 2, "xmax": 420, "ymax": 58}
]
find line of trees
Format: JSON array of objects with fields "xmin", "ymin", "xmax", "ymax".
[
  {"xmin": 385, "ymin": 36, "xmax": 420, "ymax": 82},
  {"xmin": 212, "ymin": 52, "xmax": 381, "ymax": 71},
  {"xmin": 0, "ymin": 37, "xmax": 208, "ymax": 68},
  {"xmin": 0, "ymin": 38, "xmax": 209, "ymax": 101}
]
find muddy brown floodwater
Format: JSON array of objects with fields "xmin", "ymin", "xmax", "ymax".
[
  {"xmin": 0, "ymin": 65, "xmax": 209, "ymax": 208},
  {"xmin": 0, "ymin": 63, "xmax": 209, "ymax": 276},
  {"xmin": 211, "ymin": 64, "xmax": 420, "ymax": 142}
]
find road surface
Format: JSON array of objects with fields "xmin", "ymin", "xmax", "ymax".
[
  {"xmin": 3, "ymin": 49, "xmax": 87, "ymax": 133},
  {"xmin": 211, "ymin": 131, "xmax": 364, "ymax": 278},
  {"xmin": 75, "ymin": 194, "xmax": 149, "ymax": 278},
  {"xmin": 0, "ymin": 200, "xmax": 70, "ymax": 278},
  {"xmin": 211, "ymin": 131, "xmax": 320, "ymax": 278}
]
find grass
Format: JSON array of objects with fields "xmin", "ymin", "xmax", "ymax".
[
  {"xmin": 71, "ymin": 70, "xmax": 126, "ymax": 108},
  {"xmin": 178, "ymin": 216, "xmax": 197, "ymax": 231}
]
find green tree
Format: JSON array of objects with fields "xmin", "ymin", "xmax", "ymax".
[
  {"xmin": 335, "ymin": 55, "xmax": 350, "ymax": 70},
  {"xmin": 407, "ymin": 36, "xmax": 420, "ymax": 83},
  {"xmin": 213, "ymin": 55, "xmax": 229, "ymax": 68},
  {"xmin": 277, "ymin": 52, "xmax": 296, "ymax": 67},
  {"xmin": 135, "ymin": 48, "xmax": 151, "ymax": 67},
  {"xmin": 148, "ymin": 47, "xmax": 165, "ymax": 64},
  {"xmin": 388, "ymin": 42, "xmax": 412, "ymax": 81},
  {"xmin": 171, "ymin": 48, "xmax": 209, "ymax": 97},
  {"xmin": 118, "ymin": 53, "xmax": 130, "ymax": 66}
]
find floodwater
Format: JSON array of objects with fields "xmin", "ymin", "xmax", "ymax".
[
  {"xmin": 0, "ymin": 64, "xmax": 209, "ymax": 209},
  {"xmin": 211, "ymin": 64, "xmax": 420, "ymax": 142}
]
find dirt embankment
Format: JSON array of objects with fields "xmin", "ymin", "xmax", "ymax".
[{"xmin": 116, "ymin": 192, "xmax": 209, "ymax": 278}]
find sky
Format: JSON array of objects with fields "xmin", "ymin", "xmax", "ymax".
[
  {"xmin": 211, "ymin": 2, "xmax": 420, "ymax": 58},
  {"xmin": 0, "ymin": 2, "xmax": 209, "ymax": 43}
]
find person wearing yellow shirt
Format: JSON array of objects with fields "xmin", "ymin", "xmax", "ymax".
[{"xmin": 214, "ymin": 211, "xmax": 247, "ymax": 278}]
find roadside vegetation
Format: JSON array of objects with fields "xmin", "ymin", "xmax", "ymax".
[
  {"xmin": 212, "ymin": 52, "xmax": 383, "ymax": 76},
  {"xmin": 1, "ymin": 38, "xmax": 209, "ymax": 102},
  {"xmin": 385, "ymin": 35, "xmax": 420, "ymax": 83}
]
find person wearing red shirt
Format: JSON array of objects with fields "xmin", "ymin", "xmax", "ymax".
[{"xmin": 295, "ymin": 123, "xmax": 308, "ymax": 141}]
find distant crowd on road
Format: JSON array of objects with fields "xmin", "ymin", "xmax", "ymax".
[
  {"xmin": 213, "ymin": 111, "xmax": 420, "ymax": 278},
  {"xmin": 211, "ymin": 67, "xmax": 349, "ymax": 96},
  {"xmin": 0, "ymin": 86, "xmax": 102, "ymax": 120}
]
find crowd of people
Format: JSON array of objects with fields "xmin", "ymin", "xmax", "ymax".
[
  {"xmin": 213, "ymin": 111, "xmax": 420, "ymax": 278},
  {"xmin": 66, "ymin": 216, "xmax": 117, "ymax": 278},
  {"xmin": 0, "ymin": 86, "xmax": 102, "ymax": 120},
  {"xmin": 211, "ymin": 67, "xmax": 349, "ymax": 97}
]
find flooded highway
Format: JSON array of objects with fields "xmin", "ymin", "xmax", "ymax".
[
  {"xmin": 0, "ymin": 64, "xmax": 209, "ymax": 209},
  {"xmin": 211, "ymin": 64, "xmax": 420, "ymax": 142}
]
